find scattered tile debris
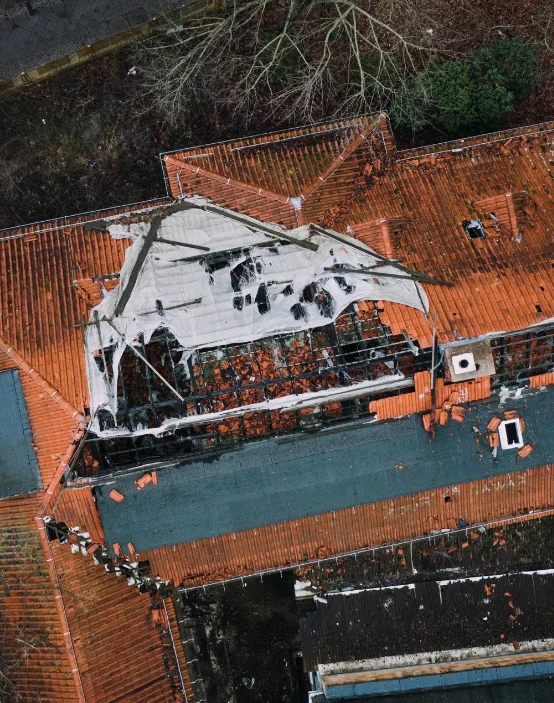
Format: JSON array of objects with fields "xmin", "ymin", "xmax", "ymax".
[
  {"xmin": 136, "ymin": 473, "xmax": 153, "ymax": 490},
  {"xmin": 517, "ymin": 444, "xmax": 535, "ymax": 459}
]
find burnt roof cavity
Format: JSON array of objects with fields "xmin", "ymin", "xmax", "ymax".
[
  {"xmin": 255, "ymin": 283, "xmax": 270, "ymax": 314},
  {"xmin": 290, "ymin": 302, "xmax": 307, "ymax": 321},
  {"xmin": 231, "ymin": 257, "xmax": 256, "ymax": 292},
  {"xmin": 461, "ymin": 219, "xmax": 486, "ymax": 240}
]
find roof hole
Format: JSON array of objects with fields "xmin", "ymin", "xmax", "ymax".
[
  {"xmin": 499, "ymin": 418, "xmax": 523, "ymax": 450},
  {"xmin": 536, "ymin": 304, "xmax": 543, "ymax": 313},
  {"xmin": 458, "ymin": 358, "xmax": 470, "ymax": 369},
  {"xmin": 461, "ymin": 220, "xmax": 485, "ymax": 239},
  {"xmin": 444, "ymin": 496, "xmax": 452, "ymax": 504},
  {"xmin": 505, "ymin": 421, "xmax": 520, "ymax": 445},
  {"xmin": 290, "ymin": 303, "xmax": 307, "ymax": 321},
  {"xmin": 255, "ymin": 283, "xmax": 270, "ymax": 314},
  {"xmin": 540, "ymin": 286, "xmax": 545, "ymax": 291}
]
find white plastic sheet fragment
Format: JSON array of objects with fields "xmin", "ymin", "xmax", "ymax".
[{"xmin": 85, "ymin": 201, "xmax": 428, "ymax": 431}]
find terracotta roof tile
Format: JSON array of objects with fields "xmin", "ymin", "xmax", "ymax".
[
  {"xmin": 50, "ymin": 541, "xmax": 177, "ymax": 703},
  {"xmin": 0, "ymin": 200, "xmax": 167, "ymax": 413},
  {"xmin": 162, "ymin": 118, "xmax": 554, "ymax": 346},
  {"xmin": 54, "ymin": 487, "xmax": 105, "ymax": 544},
  {"xmin": 0, "ymin": 493, "xmax": 80, "ymax": 702}
]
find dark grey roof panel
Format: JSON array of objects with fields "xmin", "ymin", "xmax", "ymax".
[
  {"xmin": 0, "ymin": 369, "xmax": 41, "ymax": 498},
  {"xmin": 96, "ymin": 388, "xmax": 554, "ymax": 553}
]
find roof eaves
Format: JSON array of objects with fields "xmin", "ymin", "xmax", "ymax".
[
  {"xmin": 159, "ymin": 110, "xmax": 388, "ymax": 159},
  {"xmin": 0, "ymin": 197, "xmax": 173, "ymax": 239},
  {"xmin": 396, "ymin": 119, "xmax": 554, "ymax": 162}
]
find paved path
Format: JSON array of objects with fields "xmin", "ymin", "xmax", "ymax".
[
  {"xmin": 0, "ymin": 0, "xmax": 192, "ymax": 79},
  {"xmin": 97, "ymin": 387, "xmax": 554, "ymax": 553}
]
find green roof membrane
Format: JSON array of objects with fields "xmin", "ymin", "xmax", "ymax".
[
  {"xmin": 96, "ymin": 387, "xmax": 554, "ymax": 553},
  {"xmin": 0, "ymin": 370, "xmax": 41, "ymax": 498}
]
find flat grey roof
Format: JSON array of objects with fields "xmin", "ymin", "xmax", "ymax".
[
  {"xmin": 0, "ymin": 369, "xmax": 42, "ymax": 499},
  {"xmin": 96, "ymin": 387, "xmax": 554, "ymax": 553}
]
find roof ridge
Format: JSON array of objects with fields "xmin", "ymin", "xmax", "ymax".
[
  {"xmin": 164, "ymin": 153, "xmax": 295, "ymax": 207},
  {"xmin": 0, "ymin": 198, "xmax": 172, "ymax": 238},
  {"xmin": 300, "ymin": 118, "xmax": 383, "ymax": 205}
]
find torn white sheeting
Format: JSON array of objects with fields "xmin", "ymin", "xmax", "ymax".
[{"xmin": 85, "ymin": 202, "xmax": 428, "ymax": 424}]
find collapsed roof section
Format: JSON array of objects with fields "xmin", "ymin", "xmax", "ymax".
[{"xmin": 85, "ymin": 199, "xmax": 428, "ymax": 437}]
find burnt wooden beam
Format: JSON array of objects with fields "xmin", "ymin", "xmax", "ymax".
[
  {"xmin": 115, "ymin": 216, "xmax": 161, "ymax": 316},
  {"xmin": 156, "ymin": 237, "xmax": 210, "ymax": 252}
]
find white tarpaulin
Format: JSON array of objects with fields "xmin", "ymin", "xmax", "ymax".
[{"xmin": 85, "ymin": 200, "xmax": 428, "ymax": 429}]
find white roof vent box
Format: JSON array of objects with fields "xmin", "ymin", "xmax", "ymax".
[
  {"xmin": 451, "ymin": 352, "xmax": 476, "ymax": 375},
  {"xmin": 444, "ymin": 340, "xmax": 495, "ymax": 382}
]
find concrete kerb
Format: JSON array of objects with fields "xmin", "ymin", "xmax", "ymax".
[{"xmin": 0, "ymin": 0, "xmax": 215, "ymax": 96}]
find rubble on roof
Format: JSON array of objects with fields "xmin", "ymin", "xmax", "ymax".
[{"xmin": 85, "ymin": 199, "xmax": 427, "ymax": 436}]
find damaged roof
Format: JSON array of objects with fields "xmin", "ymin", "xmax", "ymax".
[
  {"xmin": 0, "ymin": 348, "xmax": 188, "ymax": 701},
  {"xmin": 300, "ymin": 571, "xmax": 554, "ymax": 671},
  {"xmin": 1, "ymin": 114, "xmax": 554, "ymax": 698},
  {"xmin": 85, "ymin": 200, "xmax": 428, "ymax": 432},
  {"xmin": 96, "ymin": 385, "xmax": 554, "ymax": 556},
  {"xmin": 163, "ymin": 116, "xmax": 554, "ymax": 348}
]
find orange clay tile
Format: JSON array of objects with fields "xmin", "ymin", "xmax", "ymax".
[
  {"xmin": 151, "ymin": 470, "xmax": 158, "ymax": 486},
  {"xmin": 518, "ymin": 444, "xmax": 534, "ymax": 459},
  {"xmin": 109, "ymin": 489, "xmax": 125, "ymax": 503},
  {"xmin": 159, "ymin": 118, "xmax": 554, "ymax": 348},
  {"xmin": 489, "ymin": 433, "xmax": 500, "ymax": 448},
  {"xmin": 504, "ymin": 410, "xmax": 519, "ymax": 420},
  {"xmin": 54, "ymin": 486, "xmax": 105, "ymax": 544},
  {"xmin": 530, "ymin": 372, "xmax": 554, "ymax": 388},
  {"xmin": 136, "ymin": 473, "xmax": 153, "ymax": 490},
  {"xmin": 162, "ymin": 114, "xmax": 392, "ymax": 229},
  {"xmin": 451, "ymin": 406, "xmax": 466, "ymax": 422},
  {"xmin": 0, "ymin": 493, "xmax": 80, "ymax": 702},
  {"xmin": 487, "ymin": 417, "xmax": 502, "ymax": 431},
  {"xmin": 49, "ymin": 539, "xmax": 177, "ymax": 703},
  {"xmin": 113, "ymin": 542, "xmax": 122, "ymax": 556},
  {"xmin": 0, "ymin": 199, "xmax": 169, "ymax": 414},
  {"xmin": 370, "ymin": 371, "xmax": 490, "ymax": 421}
]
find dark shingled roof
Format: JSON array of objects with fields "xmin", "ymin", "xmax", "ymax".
[{"xmin": 300, "ymin": 570, "xmax": 554, "ymax": 670}]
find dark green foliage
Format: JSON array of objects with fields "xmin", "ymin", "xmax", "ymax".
[{"xmin": 392, "ymin": 36, "xmax": 536, "ymax": 135}]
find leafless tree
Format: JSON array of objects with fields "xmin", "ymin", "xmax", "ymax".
[{"xmin": 135, "ymin": 0, "xmax": 441, "ymax": 126}]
